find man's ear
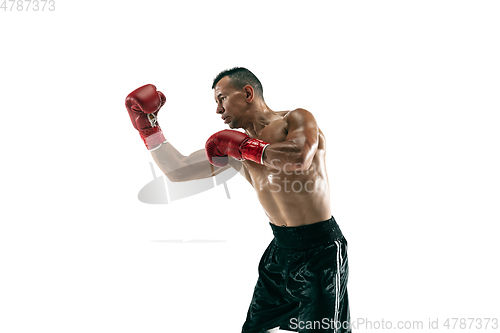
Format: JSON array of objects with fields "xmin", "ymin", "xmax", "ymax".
[{"xmin": 244, "ymin": 85, "xmax": 254, "ymax": 102}]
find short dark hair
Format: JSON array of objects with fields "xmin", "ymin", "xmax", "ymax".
[{"xmin": 212, "ymin": 67, "xmax": 264, "ymax": 99}]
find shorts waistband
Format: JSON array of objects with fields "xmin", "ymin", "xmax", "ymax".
[{"xmin": 269, "ymin": 216, "xmax": 344, "ymax": 249}]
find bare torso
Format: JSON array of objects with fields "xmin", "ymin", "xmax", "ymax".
[{"xmin": 238, "ymin": 110, "xmax": 331, "ymax": 227}]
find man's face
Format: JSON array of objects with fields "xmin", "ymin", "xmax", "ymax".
[{"xmin": 213, "ymin": 76, "xmax": 248, "ymax": 129}]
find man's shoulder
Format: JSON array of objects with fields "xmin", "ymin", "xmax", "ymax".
[
  {"xmin": 282, "ymin": 108, "xmax": 317, "ymax": 127},
  {"xmin": 278, "ymin": 108, "xmax": 313, "ymax": 116},
  {"xmin": 276, "ymin": 108, "xmax": 314, "ymax": 123}
]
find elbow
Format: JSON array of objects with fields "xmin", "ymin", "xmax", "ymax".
[
  {"xmin": 163, "ymin": 158, "xmax": 190, "ymax": 182},
  {"xmin": 293, "ymin": 146, "xmax": 316, "ymax": 171},
  {"xmin": 291, "ymin": 141, "xmax": 317, "ymax": 171},
  {"xmin": 164, "ymin": 170, "xmax": 185, "ymax": 182},
  {"xmin": 284, "ymin": 154, "xmax": 313, "ymax": 172},
  {"xmin": 164, "ymin": 173, "xmax": 181, "ymax": 182},
  {"xmin": 292, "ymin": 156, "xmax": 313, "ymax": 171}
]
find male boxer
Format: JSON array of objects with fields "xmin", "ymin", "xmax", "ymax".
[{"xmin": 125, "ymin": 68, "xmax": 350, "ymax": 332}]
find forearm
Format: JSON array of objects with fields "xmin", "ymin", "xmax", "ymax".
[
  {"xmin": 262, "ymin": 140, "xmax": 316, "ymax": 172},
  {"xmin": 151, "ymin": 143, "xmax": 223, "ymax": 182}
]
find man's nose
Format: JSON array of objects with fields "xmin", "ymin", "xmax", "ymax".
[{"xmin": 216, "ymin": 104, "xmax": 224, "ymax": 114}]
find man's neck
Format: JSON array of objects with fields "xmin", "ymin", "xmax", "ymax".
[
  {"xmin": 241, "ymin": 101, "xmax": 275, "ymax": 138},
  {"xmin": 243, "ymin": 109, "xmax": 275, "ymax": 138}
]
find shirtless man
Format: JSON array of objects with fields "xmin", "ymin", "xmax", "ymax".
[{"xmin": 125, "ymin": 67, "xmax": 350, "ymax": 333}]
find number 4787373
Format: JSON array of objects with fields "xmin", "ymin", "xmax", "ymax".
[{"xmin": 1, "ymin": 0, "xmax": 56, "ymax": 11}]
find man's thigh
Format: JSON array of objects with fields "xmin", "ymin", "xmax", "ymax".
[{"xmin": 242, "ymin": 241, "xmax": 299, "ymax": 333}]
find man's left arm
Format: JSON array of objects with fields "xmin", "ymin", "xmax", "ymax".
[{"xmin": 262, "ymin": 108, "xmax": 319, "ymax": 172}]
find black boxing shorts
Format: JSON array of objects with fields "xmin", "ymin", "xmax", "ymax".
[{"xmin": 242, "ymin": 216, "xmax": 350, "ymax": 333}]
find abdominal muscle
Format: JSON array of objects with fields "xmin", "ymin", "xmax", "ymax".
[{"xmin": 247, "ymin": 152, "xmax": 331, "ymax": 227}]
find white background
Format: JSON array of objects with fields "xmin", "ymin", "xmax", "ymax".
[{"xmin": 1, "ymin": 1, "xmax": 499, "ymax": 332}]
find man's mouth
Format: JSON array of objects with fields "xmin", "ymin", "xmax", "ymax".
[{"xmin": 222, "ymin": 115, "xmax": 230, "ymax": 124}]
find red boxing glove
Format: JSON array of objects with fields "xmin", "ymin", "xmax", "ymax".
[
  {"xmin": 205, "ymin": 130, "xmax": 270, "ymax": 167},
  {"xmin": 125, "ymin": 84, "xmax": 167, "ymax": 150}
]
